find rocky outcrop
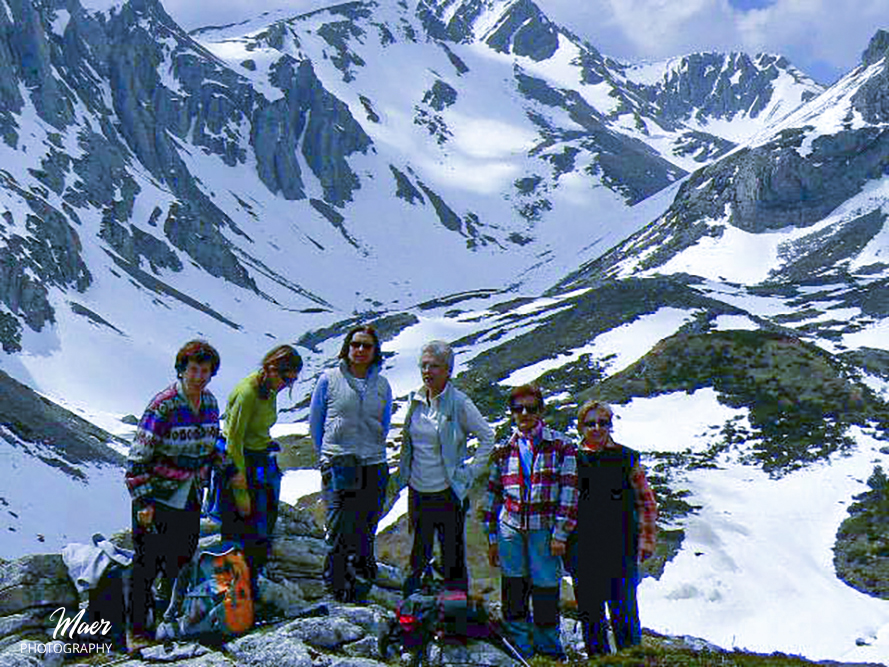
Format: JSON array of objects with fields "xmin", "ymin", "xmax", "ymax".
[
  {"xmin": 0, "ymin": 0, "xmax": 383, "ymax": 344},
  {"xmin": 852, "ymin": 30, "xmax": 889, "ymax": 123},
  {"xmin": 262, "ymin": 57, "xmax": 371, "ymax": 207},
  {"xmin": 0, "ymin": 554, "xmax": 78, "ymax": 640},
  {"xmin": 516, "ymin": 70, "xmax": 687, "ymax": 205},
  {"xmin": 0, "ymin": 501, "xmax": 532, "ymax": 667},
  {"xmin": 483, "ymin": 0, "xmax": 559, "ymax": 62},
  {"xmin": 561, "ymin": 123, "xmax": 889, "ymax": 285},
  {"xmin": 640, "ymin": 53, "xmax": 818, "ymax": 123},
  {"xmin": 0, "ymin": 368, "xmax": 124, "ymax": 471},
  {"xmin": 0, "ymin": 167, "xmax": 91, "ymax": 350},
  {"xmin": 861, "ymin": 29, "xmax": 889, "ymax": 67},
  {"xmin": 416, "ymin": 0, "xmax": 559, "ymax": 61}
]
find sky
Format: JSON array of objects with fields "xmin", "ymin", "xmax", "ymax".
[{"xmin": 160, "ymin": 0, "xmax": 889, "ymax": 85}]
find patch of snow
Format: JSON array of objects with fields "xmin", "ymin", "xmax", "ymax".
[
  {"xmin": 0, "ymin": 430, "xmax": 129, "ymax": 560},
  {"xmin": 711, "ymin": 314, "xmax": 758, "ymax": 331},
  {"xmin": 615, "ymin": 388, "xmax": 747, "ymax": 455},
  {"xmin": 842, "ymin": 317, "xmax": 889, "ymax": 351},
  {"xmin": 641, "ymin": 428, "xmax": 889, "ymax": 663},
  {"xmin": 51, "ymin": 9, "xmax": 71, "ymax": 35},
  {"xmin": 279, "ymin": 469, "xmax": 322, "ymax": 506},
  {"xmin": 500, "ymin": 307, "xmax": 699, "ymax": 386}
]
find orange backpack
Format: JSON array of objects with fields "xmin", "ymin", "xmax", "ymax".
[{"xmin": 156, "ymin": 541, "xmax": 254, "ymax": 642}]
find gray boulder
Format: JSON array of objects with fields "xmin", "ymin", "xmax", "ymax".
[
  {"xmin": 280, "ymin": 616, "xmax": 364, "ymax": 649},
  {"xmin": 0, "ymin": 555, "xmax": 78, "ymax": 639},
  {"xmin": 225, "ymin": 629, "xmax": 315, "ymax": 667}
]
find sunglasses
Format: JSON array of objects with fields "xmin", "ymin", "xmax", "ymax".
[
  {"xmin": 510, "ymin": 404, "xmax": 540, "ymax": 415},
  {"xmin": 583, "ymin": 418, "xmax": 612, "ymax": 428},
  {"xmin": 349, "ymin": 341, "xmax": 374, "ymax": 350}
]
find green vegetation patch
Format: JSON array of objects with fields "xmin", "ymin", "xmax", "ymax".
[
  {"xmin": 834, "ymin": 465, "xmax": 889, "ymax": 599},
  {"xmin": 456, "ymin": 276, "xmax": 742, "ymax": 421},
  {"xmin": 583, "ymin": 329, "xmax": 888, "ymax": 475}
]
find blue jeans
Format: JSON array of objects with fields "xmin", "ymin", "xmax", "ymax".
[{"xmin": 498, "ymin": 523, "xmax": 563, "ymax": 657}]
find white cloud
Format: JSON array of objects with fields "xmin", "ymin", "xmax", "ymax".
[{"xmin": 534, "ymin": 0, "xmax": 888, "ymax": 83}]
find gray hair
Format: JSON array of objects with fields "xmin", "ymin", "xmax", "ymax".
[{"xmin": 419, "ymin": 340, "xmax": 454, "ymax": 374}]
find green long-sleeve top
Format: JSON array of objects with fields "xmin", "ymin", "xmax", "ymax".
[{"xmin": 223, "ymin": 372, "xmax": 278, "ymax": 502}]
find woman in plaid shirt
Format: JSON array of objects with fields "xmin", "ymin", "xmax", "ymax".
[{"xmin": 482, "ymin": 384, "xmax": 578, "ymax": 659}]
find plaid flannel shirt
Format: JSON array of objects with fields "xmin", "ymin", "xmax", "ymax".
[
  {"xmin": 483, "ymin": 424, "xmax": 578, "ymax": 543},
  {"xmin": 629, "ymin": 458, "xmax": 658, "ymax": 554}
]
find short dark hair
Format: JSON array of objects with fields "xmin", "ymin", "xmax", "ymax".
[
  {"xmin": 509, "ymin": 383, "xmax": 544, "ymax": 411},
  {"xmin": 338, "ymin": 325, "xmax": 382, "ymax": 367},
  {"xmin": 175, "ymin": 340, "xmax": 221, "ymax": 377}
]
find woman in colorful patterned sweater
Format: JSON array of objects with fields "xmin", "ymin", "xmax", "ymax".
[{"xmin": 125, "ymin": 340, "xmax": 221, "ymax": 647}]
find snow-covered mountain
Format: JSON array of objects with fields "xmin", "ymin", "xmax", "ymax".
[
  {"xmin": 2, "ymin": 0, "xmax": 889, "ymax": 662},
  {"xmin": 0, "ymin": 0, "xmax": 819, "ymax": 398}
]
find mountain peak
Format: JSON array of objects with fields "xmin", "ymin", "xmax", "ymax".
[{"xmin": 861, "ymin": 29, "xmax": 889, "ymax": 66}]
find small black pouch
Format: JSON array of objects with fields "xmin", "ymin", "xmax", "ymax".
[{"xmin": 328, "ymin": 454, "xmax": 362, "ymax": 492}]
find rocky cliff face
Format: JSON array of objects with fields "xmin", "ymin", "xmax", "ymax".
[
  {"xmin": 637, "ymin": 52, "xmax": 818, "ymax": 124},
  {"xmin": 555, "ymin": 34, "xmax": 889, "ymax": 291},
  {"xmin": 0, "ymin": 0, "xmax": 381, "ymax": 352}
]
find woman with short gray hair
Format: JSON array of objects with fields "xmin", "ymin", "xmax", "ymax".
[{"xmin": 393, "ymin": 340, "xmax": 495, "ymax": 595}]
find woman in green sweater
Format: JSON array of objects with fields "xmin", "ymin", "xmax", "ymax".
[{"xmin": 221, "ymin": 344, "xmax": 303, "ymax": 598}]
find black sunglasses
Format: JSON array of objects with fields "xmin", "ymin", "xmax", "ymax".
[
  {"xmin": 583, "ymin": 418, "xmax": 612, "ymax": 428},
  {"xmin": 510, "ymin": 403, "xmax": 540, "ymax": 414},
  {"xmin": 349, "ymin": 341, "xmax": 374, "ymax": 350}
]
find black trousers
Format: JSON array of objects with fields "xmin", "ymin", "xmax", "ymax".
[
  {"xmin": 129, "ymin": 496, "xmax": 200, "ymax": 636},
  {"xmin": 403, "ymin": 487, "xmax": 468, "ymax": 595},
  {"xmin": 323, "ymin": 463, "xmax": 388, "ymax": 601}
]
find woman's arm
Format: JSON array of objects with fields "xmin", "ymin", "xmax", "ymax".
[
  {"xmin": 224, "ymin": 384, "xmax": 256, "ymax": 479},
  {"xmin": 125, "ymin": 398, "xmax": 170, "ymax": 502},
  {"xmin": 631, "ymin": 462, "xmax": 658, "ymax": 559},
  {"xmin": 458, "ymin": 397, "xmax": 495, "ymax": 482},
  {"xmin": 309, "ymin": 374, "xmax": 329, "ymax": 457},
  {"xmin": 380, "ymin": 380, "xmax": 393, "ymax": 438}
]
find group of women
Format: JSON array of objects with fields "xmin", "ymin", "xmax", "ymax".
[{"xmin": 124, "ymin": 327, "xmax": 658, "ymax": 658}]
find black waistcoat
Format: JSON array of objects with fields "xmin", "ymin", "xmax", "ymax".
[{"xmin": 572, "ymin": 445, "xmax": 639, "ymax": 578}]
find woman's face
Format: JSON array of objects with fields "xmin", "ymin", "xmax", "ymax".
[
  {"xmin": 182, "ymin": 359, "xmax": 214, "ymax": 395},
  {"xmin": 347, "ymin": 332, "xmax": 376, "ymax": 368},
  {"xmin": 581, "ymin": 407, "xmax": 613, "ymax": 445},
  {"xmin": 420, "ymin": 352, "xmax": 450, "ymax": 397},
  {"xmin": 510, "ymin": 396, "xmax": 542, "ymax": 434},
  {"xmin": 267, "ymin": 366, "xmax": 299, "ymax": 393}
]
